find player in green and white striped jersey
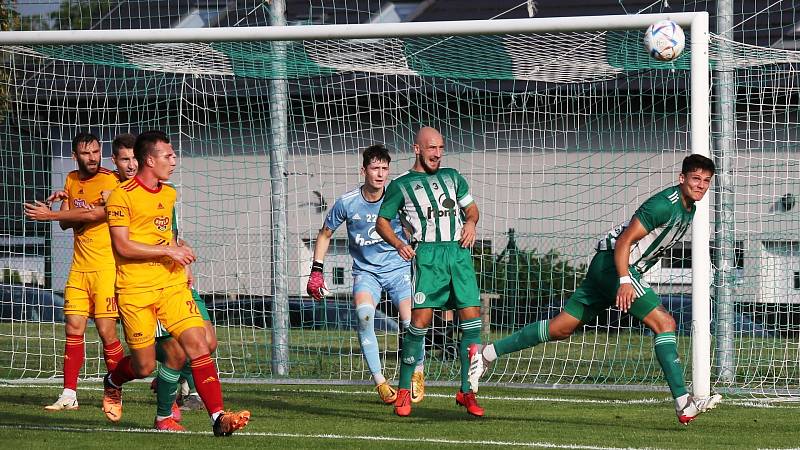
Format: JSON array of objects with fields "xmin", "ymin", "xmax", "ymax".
[
  {"xmin": 377, "ymin": 127, "xmax": 484, "ymax": 417},
  {"xmin": 469, "ymin": 154, "xmax": 722, "ymax": 425}
]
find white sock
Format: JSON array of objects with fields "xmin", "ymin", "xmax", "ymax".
[
  {"xmin": 211, "ymin": 410, "xmax": 223, "ymax": 423},
  {"xmin": 373, "ymin": 373, "xmax": 386, "ymax": 385},
  {"xmin": 483, "ymin": 344, "xmax": 498, "ymax": 362},
  {"xmin": 156, "ymin": 415, "xmax": 172, "ymax": 422},
  {"xmin": 62, "ymin": 388, "xmax": 77, "ymax": 398},
  {"xmin": 675, "ymin": 393, "xmax": 691, "ymax": 410}
]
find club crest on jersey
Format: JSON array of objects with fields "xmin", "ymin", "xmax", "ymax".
[
  {"xmin": 426, "ymin": 193, "xmax": 456, "ymax": 219},
  {"xmin": 153, "ymin": 216, "xmax": 170, "ymax": 232},
  {"xmin": 73, "ymin": 199, "xmax": 88, "ymax": 208},
  {"xmin": 414, "ymin": 292, "xmax": 426, "ymax": 305},
  {"xmin": 354, "ymin": 226, "xmax": 382, "ymax": 246}
]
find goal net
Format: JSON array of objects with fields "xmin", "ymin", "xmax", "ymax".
[{"xmin": 0, "ymin": 13, "xmax": 798, "ymax": 398}]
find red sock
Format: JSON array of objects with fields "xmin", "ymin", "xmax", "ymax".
[
  {"xmin": 190, "ymin": 354, "xmax": 224, "ymax": 415},
  {"xmin": 108, "ymin": 355, "xmax": 137, "ymax": 387},
  {"xmin": 103, "ymin": 340, "xmax": 124, "ymax": 372},
  {"xmin": 63, "ymin": 334, "xmax": 84, "ymax": 391}
]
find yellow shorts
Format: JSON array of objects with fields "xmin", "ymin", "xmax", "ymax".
[
  {"xmin": 117, "ymin": 283, "xmax": 204, "ymax": 349},
  {"xmin": 64, "ymin": 269, "xmax": 118, "ymax": 319}
]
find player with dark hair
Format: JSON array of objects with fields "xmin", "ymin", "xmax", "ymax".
[
  {"xmin": 470, "ymin": 154, "xmax": 721, "ymax": 425},
  {"xmin": 102, "ymin": 130, "xmax": 250, "ymax": 435},
  {"xmin": 24, "ymin": 132, "xmax": 126, "ymax": 411},
  {"xmin": 307, "ymin": 144, "xmax": 426, "ymax": 404}
]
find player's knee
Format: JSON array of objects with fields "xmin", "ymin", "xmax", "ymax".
[
  {"xmin": 133, "ymin": 358, "xmax": 156, "ymax": 377},
  {"xmin": 549, "ymin": 324, "xmax": 575, "ymax": 341},
  {"xmin": 95, "ymin": 324, "xmax": 119, "ymax": 344},
  {"xmin": 356, "ymin": 304, "xmax": 375, "ymax": 331},
  {"xmin": 64, "ymin": 315, "xmax": 87, "ymax": 335},
  {"xmin": 178, "ymin": 327, "xmax": 211, "ymax": 358},
  {"xmin": 163, "ymin": 344, "xmax": 186, "ymax": 368},
  {"xmin": 652, "ymin": 315, "xmax": 677, "ymax": 334},
  {"xmin": 206, "ymin": 334, "xmax": 218, "ymax": 354}
]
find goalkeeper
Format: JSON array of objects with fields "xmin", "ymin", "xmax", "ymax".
[
  {"xmin": 469, "ymin": 154, "xmax": 721, "ymax": 425},
  {"xmin": 307, "ymin": 144, "xmax": 425, "ymax": 404}
]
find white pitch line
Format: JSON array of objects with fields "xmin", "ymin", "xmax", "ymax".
[
  {"xmin": 0, "ymin": 424, "xmax": 659, "ymax": 450},
  {"xmin": 0, "ymin": 383, "xmax": 666, "ymax": 405},
  {"xmin": 2, "ymin": 383, "xmax": 797, "ymax": 408}
]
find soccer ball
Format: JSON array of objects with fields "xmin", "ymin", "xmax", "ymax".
[{"xmin": 643, "ymin": 20, "xmax": 685, "ymax": 61}]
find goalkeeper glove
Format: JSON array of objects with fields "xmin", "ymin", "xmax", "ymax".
[{"xmin": 306, "ymin": 260, "xmax": 330, "ymax": 300}]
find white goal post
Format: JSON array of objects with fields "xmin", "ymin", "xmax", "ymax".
[{"xmin": 0, "ymin": 12, "xmax": 715, "ymax": 395}]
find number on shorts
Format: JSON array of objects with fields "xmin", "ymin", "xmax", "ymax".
[
  {"xmin": 105, "ymin": 297, "xmax": 118, "ymax": 312},
  {"xmin": 186, "ymin": 300, "xmax": 198, "ymax": 315}
]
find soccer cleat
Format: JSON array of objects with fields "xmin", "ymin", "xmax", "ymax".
[
  {"xmin": 179, "ymin": 393, "xmax": 205, "ymax": 411},
  {"xmin": 44, "ymin": 394, "xmax": 79, "ymax": 411},
  {"xmin": 154, "ymin": 416, "xmax": 186, "ymax": 432},
  {"xmin": 411, "ymin": 372, "xmax": 425, "ymax": 403},
  {"xmin": 171, "ymin": 401, "xmax": 182, "ymax": 422},
  {"xmin": 456, "ymin": 390, "xmax": 485, "ymax": 417},
  {"xmin": 212, "ymin": 410, "xmax": 251, "ymax": 437},
  {"xmin": 677, "ymin": 394, "xmax": 722, "ymax": 425},
  {"xmin": 467, "ymin": 343, "xmax": 489, "ymax": 393},
  {"xmin": 394, "ymin": 388, "xmax": 412, "ymax": 417},
  {"xmin": 102, "ymin": 374, "xmax": 123, "ymax": 423},
  {"xmin": 376, "ymin": 382, "xmax": 397, "ymax": 404}
]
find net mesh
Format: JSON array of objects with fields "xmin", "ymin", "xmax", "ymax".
[{"xmin": 0, "ymin": 2, "xmax": 799, "ymax": 398}]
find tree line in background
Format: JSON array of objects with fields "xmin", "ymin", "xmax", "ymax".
[{"xmin": 4, "ymin": 0, "xmax": 111, "ymax": 31}]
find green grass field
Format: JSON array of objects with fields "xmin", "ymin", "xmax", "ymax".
[{"xmin": 0, "ymin": 381, "xmax": 797, "ymax": 449}]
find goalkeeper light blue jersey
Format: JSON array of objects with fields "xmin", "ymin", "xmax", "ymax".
[
  {"xmin": 596, "ymin": 185, "xmax": 694, "ymax": 275},
  {"xmin": 324, "ymin": 185, "xmax": 410, "ymax": 274}
]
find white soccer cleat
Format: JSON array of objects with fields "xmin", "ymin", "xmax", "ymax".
[
  {"xmin": 467, "ymin": 343, "xmax": 485, "ymax": 393},
  {"xmin": 44, "ymin": 394, "xmax": 79, "ymax": 411},
  {"xmin": 676, "ymin": 394, "xmax": 722, "ymax": 425}
]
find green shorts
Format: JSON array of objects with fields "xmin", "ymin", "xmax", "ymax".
[
  {"xmin": 563, "ymin": 251, "xmax": 660, "ymax": 323},
  {"xmin": 412, "ymin": 242, "xmax": 480, "ymax": 310},
  {"xmin": 155, "ymin": 289, "xmax": 210, "ymax": 340}
]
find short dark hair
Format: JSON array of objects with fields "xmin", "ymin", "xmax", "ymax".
[
  {"xmin": 682, "ymin": 154, "xmax": 716, "ymax": 175},
  {"xmin": 362, "ymin": 144, "xmax": 391, "ymax": 168},
  {"xmin": 71, "ymin": 132, "xmax": 100, "ymax": 154},
  {"xmin": 112, "ymin": 133, "xmax": 136, "ymax": 157},
  {"xmin": 134, "ymin": 130, "xmax": 170, "ymax": 167}
]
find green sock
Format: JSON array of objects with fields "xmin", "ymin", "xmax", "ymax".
[
  {"xmin": 654, "ymin": 332, "xmax": 688, "ymax": 398},
  {"xmin": 459, "ymin": 318, "xmax": 482, "ymax": 392},
  {"xmin": 399, "ymin": 325, "xmax": 427, "ymax": 389},
  {"xmin": 180, "ymin": 361, "xmax": 196, "ymax": 393},
  {"xmin": 156, "ymin": 364, "xmax": 181, "ymax": 417},
  {"xmin": 494, "ymin": 319, "xmax": 550, "ymax": 356}
]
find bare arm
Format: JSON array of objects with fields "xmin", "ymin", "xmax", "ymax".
[
  {"xmin": 613, "ymin": 217, "xmax": 649, "ymax": 313},
  {"xmin": 459, "ymin": 202, "xmax": 480, "ymax": 248},
  {"xmin": 376, "ymin": 217, "xmax": 415, "ymax": 261},
  {"xmin": 312, "ymin": 226, "xmax": 334, "ymax": 262},
  {"xmin": 109, "ymin": 226, "xmax": 195, "ymax": 266},
  {"xmin": 24, "ymin": 199, "xmax": 106, "ymax": 230}
]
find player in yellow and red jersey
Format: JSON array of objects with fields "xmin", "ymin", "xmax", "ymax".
[
  {"xmin": 110, "ymin": 133, "xmax": 138, "ymax": 183},
  {"xmin": 24, "ymin": 132, "xmax": 127, "ymax": 411},
  {"xmin": 101, "ymin": 130, "xmax": 249, "ymax": 436}
]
